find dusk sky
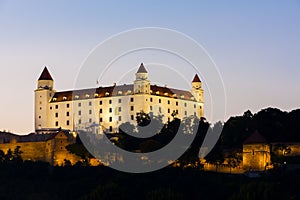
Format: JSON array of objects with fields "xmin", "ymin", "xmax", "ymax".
[{"xmin": 0, "ymin": 1, "xmax": 299, "ymax": 134}]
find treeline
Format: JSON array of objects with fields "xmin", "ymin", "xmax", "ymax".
[{"xmin": 220, "ymin": 107, "xmax": 300, "ymax": 149}]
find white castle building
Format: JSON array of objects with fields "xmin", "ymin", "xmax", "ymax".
[{"xmin": 34, "ymin": 63, "xmax": 204, "ymax": 134}]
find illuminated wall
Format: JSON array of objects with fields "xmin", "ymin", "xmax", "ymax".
[{"xmin": 243, "ymin": 143, "xmax": 271, "ymax": 171}]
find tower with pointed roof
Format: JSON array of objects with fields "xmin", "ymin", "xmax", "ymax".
[
  {"xmin": 134, "ymin": 63, "xmax": 150, "ymax": 94},
  {"xmin": 35, "ymin": 67, "xmax": 55, "ymax": 131},
  {"xmin": 191, "ymin": 74, "xmax": 204, "ymax": 116}
]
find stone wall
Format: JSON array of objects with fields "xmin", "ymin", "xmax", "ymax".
[
  {"xmin": 0, "ymin": 141, "xmax": 52, "ymax": 163},
  {"xmin": 243, "ymin": 144, "xmax": 271, "ymax": 171}
]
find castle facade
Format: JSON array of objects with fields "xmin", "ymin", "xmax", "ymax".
[{"xmin": 35, "ymin": 63, "xmax": 204, "ymax": 134}]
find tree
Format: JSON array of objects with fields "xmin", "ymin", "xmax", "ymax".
[
  {"xmin": 227, "ymin": 152, "xmax": 242, "ymax": 173},
  {"xmin": 13, "ymin": 146, "xmax": 23, "ymax": 163},
  {"xmin": 136, "ymin": 111, "xmax": 151, "ymax": 127}
]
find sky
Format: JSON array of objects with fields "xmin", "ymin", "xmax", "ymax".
[{"xmin": 0, "ymin": 1, "xmax": 299, "ymax": 134}]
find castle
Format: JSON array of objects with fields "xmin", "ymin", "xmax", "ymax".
[{"xmin": 35, "ymin": 63, "xmax": 204, "ymax": 134}]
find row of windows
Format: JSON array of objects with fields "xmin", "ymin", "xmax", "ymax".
[
  {"xmin": 52, "ymin": 106, "xmax": 200, "ymax": 118},
  {"xmin": 54, "ymin": 109, "xmax": 197, "ymax": 127},
  {"xmin": 50, "ymin": 104, "xmax": 70, "ymax": 110},
  {"xmin": 55, "ymin": 120, "xmax": 70, "ymax": 127},
  {"xmin": 55, "ymin": 112, "xmax": 70, "ymax": 118},
  {"xmin": 50, "ymin": 98, "xmax": 199, "ymax": 110}
]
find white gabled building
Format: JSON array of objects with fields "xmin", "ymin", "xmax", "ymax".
[{"xmin": 34, "ymin": 63, "xmax": 204, "ymax": 134}]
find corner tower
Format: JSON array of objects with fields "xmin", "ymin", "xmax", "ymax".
[
  {"xmin": 134, "ymin": 63, "xmax": 150, "ymax": 94},
  {"xmin": 191, "ymin": 74, "xmax": 204, "ymax": 102},
  {"xmin": 34, "ymin": 67, "xmax": 55, "ymax": 131},
  {"xmin": 191, "ymin": 74, "xmax": 204, "ymax": 117}
]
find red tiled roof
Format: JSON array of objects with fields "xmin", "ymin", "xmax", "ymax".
[
  {"xmin": 244, "ymin": 130, "xmax": 267, "ymax": 144},
  {"xmin": 137, "ymin": 63, "xmax": 147, "ymax": 73},
  {"xmin": 192, "ymin": 74, "xmax": 201, "ymax": 83},
  {"xmin": 38, "ymin": 67, "xmax": 53, "ymax": 80},
  {"xmin": 50, "ymin": 84, "xmax": 196, "ymax": 102}
]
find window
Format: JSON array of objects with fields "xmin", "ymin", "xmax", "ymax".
[
  {"xmin": 168, "ymin": 108, "xmax": 170, "ymax": 113},
  {"xmin": 159, "ymin": 107, "xmax": 161, "ymax": 113},
  {"xmin": 118, "ymin": 107, "xmax": 121, "ymax": 112},
  {"xmin": 109, "ymin": 99, "xmax": 112, "ymax": 104},
  {"xmin": 168, "ymin": 117, "xmax": 170, "ymax": 122},
  {"xmin": 99, "ymin": 100, "xmax": 102, "ymax": 105},
  {"xmin": 85, "ymin": 94, "xmax": 90, "ymax": 98},
  {"xmin": 159, "ymin": 99, "xmax": 161, "ymax": 103},
  {"xmin": 55, "ymin": 105, "xmax": 58, "ymax": 109},
  {"xmin": 63, "ymin": 96, "xmax": 67, "ymax": 101},
  {"xmin": 89, "ymin": 101, "xmax": 92, "ymax": 106},
  {"xmin": 55, "ymin": 113, "xmax": 58, "ymax": 118},
  {"xmin": 40, "ymin": 107, "xmax": 42, "ymax": 110},
  {"xmin": 176, "ymin": 101, "xmax": 178, "ymax": 106},
  {"xmin": 78, "ymin": 102, "xmax": 81, "ymax": 107},
  {"xmin": 168, "ymin": 100, "xmax": 170, "ymax": 104},
  {"xmin": 89, "ymin": 110, "xmax": 92, "ymax": 114},
  {"xmin": 100, "ymin": 109, "xmax": 102, "ymax": 113},
  {"xmin": 130, "ymin": 97, "xmax": 134, "ymax": 102},
  {"xmin": 150, "ymin": 97, "xmax": 153, "ymax": 102},
  {"xmin": 109, "ymin": 117, "xmax": 112, "ymax": 122},
  {"xmin": 184, "ymin": 111, "xmax": 187, "ymax": 116},
  {"xmin": 252, "ymin": 150, "xmax": 255, "ymax": 156},
  {"xmin": 118, "ymin": 116, "xmax": 122, "ymax": 121},
  {"xmin": 131, "ymin": 115, "xmax": 134, "ymax": 120},
  {"xmin": 66, "ymin": 120, "xmax": 70, "ymax": 126},
  {"xmin": 66, "ymin": 112, "xmax": 69, "ymax": 116},
  {"xmin": 131, "ymin": 106, "xmax": 134, "ymax": 111},
  {"xmin": 194, "ymin": 112, "xmax": 196, "ymax": 116},
  {"xmin": 109, "ymin": 108, "xmax": 112, "ymax": 113},
  {"xmin": 118, "ymin": 99, "xmax": 122, "ymax": 103},
  {"xmin": 150, "ymin": 106, "xmax": 153, "ymax": 111},
  {"xmin": 105, "ymin": 92, "xmax": 109, "ymax": 96},
  {"xmin": 78, "ymin": 110, "xmax": 81, "ymax": 115},
  {"xmin": 99, "ymin": 118, "xmax": 103, "ymax": 122},
  {"xmin": 78, "ymin": 119, "xmax": 81, "ymax": 124},
  {"xmin": 184, "ymin": 102, "xmax": 187, "ymax": 107},
  {"xmin": 109, "ymin": 126, "xmax": 112, "ymax": 132},
  {"xmin": 194, "ymin": 104, "xmax": 196, "ymax": 108},
  {"xmin": 55, "ymin": 121, "xmax": 59, "ymax": 126},
  {"xmin": 39, "ymin": 116, "xmax": 41, "ymax": 119},
  {"xmin": 50, "ymin": 106, "xmax": 52, "ymax": 110},
  {"xmin": 89, "ymin": 118, "xmax": 92, "ymax": 123},
  {"xmin": 67, "ymin": 103, "xmax": 70, "ymax": 108}
]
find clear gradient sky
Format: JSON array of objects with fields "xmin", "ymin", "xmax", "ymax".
[{"xmin": 0, "ymin": 1, "xmax": 299, "ymax": 134}]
